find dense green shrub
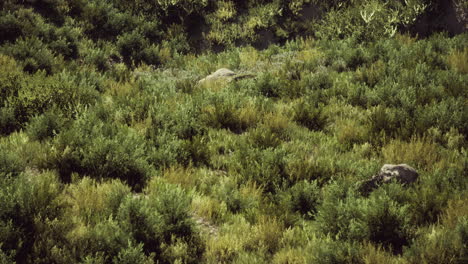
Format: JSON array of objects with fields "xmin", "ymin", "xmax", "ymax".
[
  {"xmin": 0, "ymin": 170, "xmax": 66, "ymax": 263},
  {"xmin": 284, "ymin": 180, "xmax": 321, "ymax": 219},
  {"xmin": 0, "ymin": 37, "xmax": 59, "ymax": 74},
  {"xmin": 291, "ymin": 98, "xmax": 327, "ymax": 131},
  {"xmin": 228, "ymin": 145, "xmax": 289, "ymax": 193},
  {"xmin": 51, "ymin": 111, "xmax": 152, "ymax": 190},
  {"xmin": 0, "ymin": 70, "xmax": 99, "ymax": 133},
  {"xmin": 26, "ymin": 110, "xmax": 64, "ymax": 141},
  {"xmin": 117, "ymin": 30, "xmax": 161, "ymax": 67},
  {"xmin": 314, "ymin": 0, "xmax": 428, "ymax": 42},
  {"xmin": 316, "ymin": 187, "xmax": 412, "ymax": 253},
  {"xmin": 142, "ymin": 178, "xmax": 203, "ymax": 263}
]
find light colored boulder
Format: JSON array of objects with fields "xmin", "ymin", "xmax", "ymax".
[
  {"xmin": 198, "ymin": 68, "xmax": 236, "ymax": 83},
  {"xmin": 378, "ymin": 164, "xmax": 419, "ymax": 184},
  {"xmin": 358, "ymin": 164, "xmax": 419, "ymax": 195}
]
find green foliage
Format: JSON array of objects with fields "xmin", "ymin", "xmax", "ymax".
[
  {"xmin": 50, "ymin": 111, "xmax": 152, "ymax": 190},
  {"xmin": 26, "ymin": 110, "xmax": 64, "ymax": 141},
  {"xmin": 122, "ymin": 177, "xmax": 204, "ymax": 263},
  {"xmin": 0, "ymin": 1, "xmax": 466, "ymax": 262},
  {"xmin": 316, "ymin": 186, "xmax": 413, "ymax": 252},
  {"xmin": 291, "ymin": 98, "xmax": 327, "ymax": 131},
  {"xmin": 314, "ymin": 0, "xmax": 428, "ymax": 42},
  {"xmin": 0, "ymin": 170, "xmax": 66, "ymax": 263},
  {"xmin": 116, "ymin": 30, "xmax": 161, "ymax": 67},
  {"xmin": 283, "ymin": 180, "xmax": 321, "ymax": 219}
]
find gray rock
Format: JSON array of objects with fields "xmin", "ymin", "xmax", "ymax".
[
  {"xmin": 198, "ymin": 68, "xmax": 236, "ymax": 83},
  {"xmin": 358, "ymin": 164, "xmax": 419, "ymax": 195},
  {"xmin": 198, "ymin": 68, "xmax": 256, "ymax": 84},
  {"xmin": 378, "ymin": 164, "xmax": 419, "ymax": 184}
]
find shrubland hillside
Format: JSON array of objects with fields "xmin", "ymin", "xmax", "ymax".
[{"xmin": 0, "ymin": 0, "xmax": 467, "ymax": 263}]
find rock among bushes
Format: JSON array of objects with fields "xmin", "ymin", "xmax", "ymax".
[
  {"xmin": 198, "ymin": 68, "xmax": 236, "ymax": 84},
  {"xmin": 359, "ymin": 164, "xmax": 419, "ymax": 194},
  {"xmin": 198, "ymin": 68, "xmax": 256, "ymax": 84}
]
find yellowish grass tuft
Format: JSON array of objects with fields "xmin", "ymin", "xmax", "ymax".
[
  {"xmin": 240, "ymin": 46, "xmax": 261, "ymax": 68},
  {"xmin": 395, "ymin": 33, "xmax": 417, "ymax": 46},
  {"xmin": 162, "ymin": 166, "xmax": 198, "ymax": 189},
  {"xmin": 447, "ymin": 47, "xmax": 468, "ymax": 74},
  {"xmin": 191, "ymin": 194, "xmax": 227, "ymax": 224},
  {"xmin": 335, "ymin": 119, "xmax": 369, "ymax": 147},
  {"xmin": 273, "ymin": 248, "xmax": 307, "ymax": 264},
  {"xmin": 381, "ymin": 137, "xmax": 440, "ymax": 169},
  {"xmin": 360, "ymin": 243, "xmax": 401, "ymax": 264}
]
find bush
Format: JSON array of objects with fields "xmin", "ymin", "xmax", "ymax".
[
  {"xmin": 200, "ymin": 91, "xmax": 259, "ymax": 134},
  {"xmin": 291, "ymin": 98, "xmax": 327, "ymax": 131},
  {"xmin": 0, "ymin": 37, "xmax": 60, "ymax": 74},
  {"xmin": 116, "ymin": 177, "xmax": 204, "ymax": 263},
  {"xmin": 404, "ymin": 198, "xmax": 468, "ymax": 263},
  {"xmin": 0, "ymin": 170, "xmax": 66, "ymax": 263},
  {"xmin": 116, "ymin": 30, "xmax": 161, "ymax": 67},
  {"xmin": 316, "ymin": 184, "xmax": 412, "ymax": 253},
  {"xmin": 248, "ymin": 112, "xmax": 291, "ymax": 149},
  {"xmin": 314, "ymin": 0, "xmax": 428, "ymax": 42},
  {"xmin": 26, "ymin": 110, "xmax": 64, "ymax": 141},
  {"xmin": 228, "ymin": 146, "xmax": 288, "ymax": 194},
  {"xmin": 281, "ymin": 180, "xmax": 321, "ymax": 219},
  {"xmin": 381, "ymin": 137, "xmax": 440, "ymax": 169},
  {"xmin": 51, "ymin": 111, "xmax": 152, "ymax": 190}
]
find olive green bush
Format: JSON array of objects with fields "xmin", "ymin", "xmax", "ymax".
[{"xmin": 50, "ymin": 111, "xmax": 152, "ymax": 190}]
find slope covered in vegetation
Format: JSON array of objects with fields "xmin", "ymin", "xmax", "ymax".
[{"xmin": 0, "ymin": 0, "xmax": 467, "ymax": 263}]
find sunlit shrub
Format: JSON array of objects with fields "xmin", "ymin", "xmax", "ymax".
[
  {"xmin": 191, "ymin": 194, "xmax": 227, "ymax": 224},
  {"xmin": 249, "ymin": 112, "xmax": 291, "ymax": 149},
  {"xmin": 0, "ymin": 170, "xmax": 65, "ymax": 263},
  {"xmin": 314, "ymin": 0, "xmax": 427, "ymax": 42},
  {"xmin": 63, "ymin": 177, "xmax": 131, "ymax": 226},
  {"xmin": 26, "ymin": 111, "xmax": 64, "ymax": 141},
  {"xmin": 51, "ymin": 112, "xmax": 152, "ymax": 190},
  {"xmin": 335, "ymin": 119, "xmax": 369, "ymax": 149},
  {"xmin": 316, "ymin": 184, "xmax": 412, "ymax": 252},
  {"xmin": 1, "ymin": 69, "xmax": 99, "ymax": 132},
  {"xmin": 381, "ymin": 137, "xmax": 439, "ymax": 169},
  {"xmin": 245, "ymin": 217, "xmax": 284, "ymax": 255},
  {"xmin": 355, "ymin": 60, "xmax": 386, "ymax": 87},
  {"xmin": 446, "ymin": 47, "xmax": 468, "ymax": 74},
  {"xmin": 404, "ymin": 198, "xmax": 468, "ymax": 264},
  {"xmin": 286, "ymin": 180, "xmax": 321, "ymax": 219},
  {"xmin": 291, "ymin": 98, "xmax": 327, "ymax": 131},
  {"xmin": 228, "ymin": 146, "xmax": 288, "ymax": 193},
  {"xmin": 140, "ymin": 177, "xmax": 204, "ymax": 262},
  {"xmin": 436, "ymin": 70, "xmax": 468, "ymax": 98},
  {"xmin": 113, "ymin": 243, "xmax": 154, "ymax": 264},
  {"xmin": 303, "ymin": 235, "xmax": 361, "ymax": 264}
]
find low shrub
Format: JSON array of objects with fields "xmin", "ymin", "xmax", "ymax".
[
  {"xmin": 200, "ymin": 91, "xmax": 259, "ymax": 134},
  {"xmin": 26, "ymin": 110, "xmax": 64, "ymax": 141},
  {"xmin": 316, "ymin": 184, "xmax": 412, "ymax": 253},
  {"xmin": 0, "ymin": 170, "xmax": 65, "ymax": 263},
  {"xmin": 228, "ymin": 146, "xmax": 288, "ymax": 194},
  {"xmin": 286, "ymin": 180, "xmax": 321, "ymax": 219},
  {"xmin": 381, "ymin": 137, "xmax": 440, "ymax": 169},
  {"xmin": 446, "ymin": 47, "xmax": 468, "ymax": 74},
  {"xmin": 51, "ymin": 111, "xmax": 152, "ymax": 190},
  {"xmin": 291, "ymin": 98, "xmax": 327, "ymax": 131},
  {"xmin": 404, "ymin": 197, "xmax": 468, "ymax": 264},
  {"xmin": 249, "ymin": 112, "xmax": 291, "ymax": 149}
]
